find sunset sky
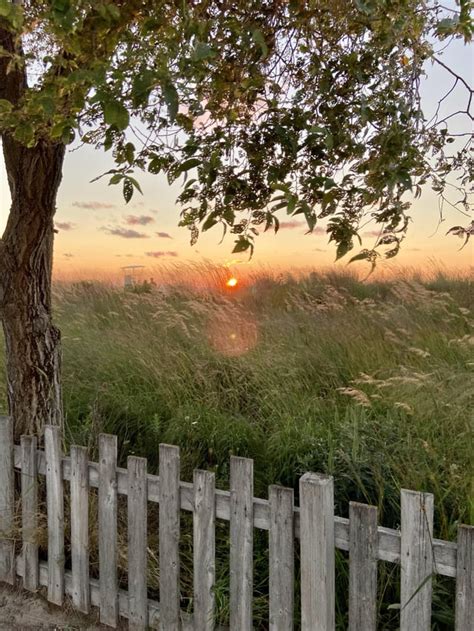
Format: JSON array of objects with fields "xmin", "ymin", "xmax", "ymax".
[{"xmin": 1, "ymin": 31, "xmax": 472, "ymax": 280}]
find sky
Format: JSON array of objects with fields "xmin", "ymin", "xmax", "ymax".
[{"xmin": 1, "ymin": 22, "xmax": 472, "ymax": 281}]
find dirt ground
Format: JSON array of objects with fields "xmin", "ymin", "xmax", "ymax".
[{"xmin": 0, "ymin": 584, "xmax": 110, "ymax": 630}]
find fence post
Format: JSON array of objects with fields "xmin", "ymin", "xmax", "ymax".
[
  {"xmin": 230, "ymin": 456, "xmax": 254, "ymax": 630},
  {"xmin": 99, "ymin": 434, "xmax": 118, "ymax": 627},
  {"xmin": 269, "ymin": 485, "xmax": 294, "ymax": 631},
  {"xmin": 21, "ymin": 435, "xmax": 38, "ymax": 592},
  {"xmin": 400, "ymin": 489, "xmax": 434, "ymax": 631},
  {"xmin": 193, "ymin": 469, "xmax": 215, "ymax": 631},
  {"xmin": 159, "ymin": 444, "xmax": 181, "ymax": 631},
  {"xmin": 348, "ymin": 502, "xmax": 378, "ymax": 631},
  {"xmin": 455, "ymin": 525, "xmax": 473, "ymax": 630},
  {"xmin": 45, "ymin": 425, "xmax": 64, "ymax": 606},
  {"xmin": 299, "ymin": 472, "xmax": 335, "ymax": 631},
  {"xmin": 70, "ymin": 445, "xmax": 90, "ymax": 614},
  {"xmin": 0, "ymin": 416, "xmax": 14, "ymax": 585},
  {"xmin": 128, "ymin": 456, "xmax": 148, "ymax": 630}
]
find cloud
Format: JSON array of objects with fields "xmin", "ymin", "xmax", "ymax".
[
  {"xmin": 72, "ymin": 201, "xmax": 115, "ymax": 210},
  {"xmin": 363, "ymin": 230, "xmax": 382, "ymax": 238},
  {"xmin": 103, "ymin": 227, "xmax": 149, "ymax": 239},
  {"xmin": 55, "ymin": 222, "xmax": 75, "ymax": 231},
  {"xmin": 63, "ymin": 253, "xmax": 74, "ymax": 258},
  {"xmin": 145, "ymin": 251, "xmax": 179, "ymax": 258},
  {"xmin": 125, "ymin": 215, "xmax": 155, "ymax": 226},
  {"xmin": 314, "ymin": 248, "xmax": 326, "ymax": 252},
  {"xmin": 156, "ymin": 231, "xmax": 173, "ymax": 239},
  {"xmin": 279, "ymin": 220, "xmax": 305, "ymax": 230}
]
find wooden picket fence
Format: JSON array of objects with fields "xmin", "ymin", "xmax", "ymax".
[{"xmin": 0, "ymin": 416, "xmax": 472, "ymax": 630}]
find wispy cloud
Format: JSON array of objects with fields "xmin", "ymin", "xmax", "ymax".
[
  {"xmin": 72, "ymin": 201, "xmax": 115, "ymax": 210},
  {"xmin": 314, "ymin": 248, "xmax": 326, "ymax": 252},
  {"xmin": 125, "ymin": 215, "xmax": 155, "ymax": 226},
  {"xmin": 103, "ymin": 227, "xmax": 149, "ymax": 239},
  {"xmin": 156, "ymin": 231, "xmax": 173, "ymax": 239},
  {"xmin": 279, "ymin": 220, "xmax": 305, "ymax": 230},
  {"xmin": 63, "ymin": 253, "xmax": 74, "ymax": 258},
  {"xmin": 363, "ymin": 230, "xmax": 382, "ymax": 238},
  {"xmin": 55, "ymin": 222, "xmax": 75, "ymax": 231},
  {"xmin": 145, "ymin": 251, "xmax": 178, "ymax": 258}
]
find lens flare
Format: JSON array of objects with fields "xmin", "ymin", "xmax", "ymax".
[{"xmin": 226, "ymin": 277, "xmax": 238, "ymax": 288}]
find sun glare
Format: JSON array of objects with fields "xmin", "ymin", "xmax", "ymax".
[{"xmin": 226, "ymin": 277, "xmax": 238, "ymax": 288}]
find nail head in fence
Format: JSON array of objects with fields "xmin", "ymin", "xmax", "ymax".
[
  {"xmin": 70, "ymin": 445, "xmax": 90, "ymax": 614},
  {"xmin": 193, "ymin": 469, "xmax": 216, "ymax": 631},
  {"xmin": 99, "ymin": 434, "xmax": 118, "ymax": 627},
  {"xmin": 269, "ymin": 485, "xmax": 294, "ymax": 631},
  {"xmin": 455, "ymin": 525, "xmax": 473, "ymax": 630},
  {"xmin": 45, "ymin": 425, "xmax": 64, "ymax": 605},
  {"xmin": 299, "ymin": 472, "xmax": 335, "ymax": 631},
  {"xmin": 348, "ymin": 502, "xmax": 378, "ymax": 631},
  {"xmin": 21, "ymin": 435, "xmax": 39, "ymax": 592},
  {"xmin": 230, "ymin": 456, "xmax": 254, "ymax": 630},
  {"xmin": 158, "ymin": 444, "xmax": 181, "ymax": 631},
  {"xmin": 128, "ymin": 456, "xmax": 148, "ymax": 630},
  {"xmin": 400, "ymin": 489, "xmax": 434, "ymax": 631},
  {"xmin": 0, "ymin": 416, "xmax": 14, "ymax": 585}
]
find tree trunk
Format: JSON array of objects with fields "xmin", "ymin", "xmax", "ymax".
[{"xmin": 0, "ymin": 136, "xmax": 65, "ymax": 441}]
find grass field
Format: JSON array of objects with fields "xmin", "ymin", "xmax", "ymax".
[{"xmin": 0, "ymin": 266, "xmax": 472, "ymax": 628}]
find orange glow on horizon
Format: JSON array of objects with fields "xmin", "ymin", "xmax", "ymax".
[{"xmin": 226, "ymin": 277, "xmax": 238, "ymax": 288}]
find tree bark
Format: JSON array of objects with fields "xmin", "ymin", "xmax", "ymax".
[{"xmin": 0, "ymin": 136, "xmax": 65, "ymax": 440}]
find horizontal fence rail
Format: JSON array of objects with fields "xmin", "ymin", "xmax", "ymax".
[{"xmin": 0, "ymin": 417, "xmax": 472, "ymax": 630}]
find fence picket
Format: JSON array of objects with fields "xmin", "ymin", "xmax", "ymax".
[
  {"xmin": 230, "ymin": 456, "xmax": 254, "ymax": 630},
  {"xmin": 99, "ymin": 434, "xmax": 118, "ymax": 627},
  {"xmin": 159, "ymin": 444, "xmax": 181, "ymax": 631},
  {"xmin": 299, "ymin": 472, "xmax": 335, "ymax": 631},
  {"xmin": 269, "ymin": 485, "xmax": 294, "ymax": 631},
  {"xmin": 45, "ymin": 425, "xmax": 64, "ymax": 605},
  {"xmin": 348, "ymin": 502, "xmax": 377, "ymax": 631},
  {"xmin": 455, "ymin": 525, "xmax": 473, "ymax": 630},
  {"xmin": 128, "ymin": 456, "xmax": 148, "ymax": 630},
  {"xmin": 21, "ymin": 435, "xmax": 38, "ymax": 592},
  {"xmin": 70, "ymin": 445, "xmax": 90, "ymax": 613},
  {"xmin": 400, "ymin": 489, "xmax": 434, "ymax": 631},
  {"xmin": 0, "ymin": 416, "xmax": 14, "ymax": 585},
  {"xmin": 193, "ymin": 469, "xmax": 215, "ymax": 631}
]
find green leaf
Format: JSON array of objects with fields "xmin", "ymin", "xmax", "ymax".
[
  {"xmin": 252, "ymin": 29, "xmax": 269, "ymax": 59},
  {"xmin": 232, "ymin": 237, "xmax": 251, "ymax": 254},
  {"xmin": 192, "ymin": 42, "xmax": 216, "ymax": 61},
  {"xmin": 124, "ymin": 142, "xmax": 135, "ymax": 164},
  {"xmin": 109, "ymin": 173, "xmax": 124, "ymax": 185},
  {"xmin": 123, "ymin": 178, "xmax": 134, "ymax": 203},
  {"xmin": 103, "ymin": 100, "xmax": 129, "ymax": 131},
  {"xmin": 163, "ymin": 83, "xmax": 179, "ymax": 121},
  {"xmin": 177, "ymin": 158, "xmax": 201, "ymax": 174},
  {"xmin": 335, "ymin": 240, "xmax": 353, "ymax": 260},
  {"xmin": 202, "ymin": 215, "xmax": 218, "ymax": 231}
]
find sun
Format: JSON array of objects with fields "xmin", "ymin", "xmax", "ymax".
[{"xmin": 226, "ymin": 277, "xmax": 238, "ymax": 288}]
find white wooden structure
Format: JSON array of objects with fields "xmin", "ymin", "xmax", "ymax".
[{"xmin": 0, "ymin": 416, "xmax": 471, "ymax": 629}]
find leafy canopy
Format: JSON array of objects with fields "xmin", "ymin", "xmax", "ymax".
[{"xmin": 0, "ymin": 0, "xmax": 472, "ymax": 264}]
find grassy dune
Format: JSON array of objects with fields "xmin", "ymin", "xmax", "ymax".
[{"xmin": 0, "ymin": 267, "xmax": 472, "ymax": 628}]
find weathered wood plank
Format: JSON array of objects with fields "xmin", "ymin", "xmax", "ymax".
[
  {"xmin": 21, "ymin": 435, "xmax": 38, "ymax": 592},
  {"xmin": 45, "ymin": 425, "xmax": 64, "ymax": 606},
  {"xmin": 455, "ymin": 525, "xmax": 473, "ymax": 630},
  {"xmin": 299, "ymin": 472, "xmax": 335, "ymax": 631},
  {"xmin": 158, "ymin": 444, "xmax": 181, "ymax": 631},
  {"xmin": 128, "ymin": 456, "xmax": 148, "ymax": 630},
  {"xmin": 99, "ymin": 434, "xmax": 118, "ymax": 627},
  {"xmin": 269, "ymin": 485, "xmax": 294, "ymax": 631},
  {"xmin": 400, "ymin": 489, "xmax": 433, "ymax": 631},
  {"xmin": 193, "ymin": 469, "xmax": 215, "ymax": 631},
  {"xmin": 348, "ymin": 502, "xmax": 377, "ymax": 631},
  {"xmin": 230, "ymin": 456, "xmax": 254, "ymax": 630},
  {"xmin": 0, "ymin": 416, "xmax": 15, "ymax": 585},
  {"xmin": 12, "ymin": 445, "xmax": 460, "ymax": 578},
  {"xmin": 70, "ymin": 445, "xmax": 90, "ymax": 613}
]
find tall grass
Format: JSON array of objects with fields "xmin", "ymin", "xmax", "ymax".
[{"xmin": 0, "ymin": 266, "xmax": 471, "ymax": 628}]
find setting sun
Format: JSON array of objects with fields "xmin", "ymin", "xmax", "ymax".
[{"xmin": 226, "ymin": 277, "xmax": 238, "ymax": 288}]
